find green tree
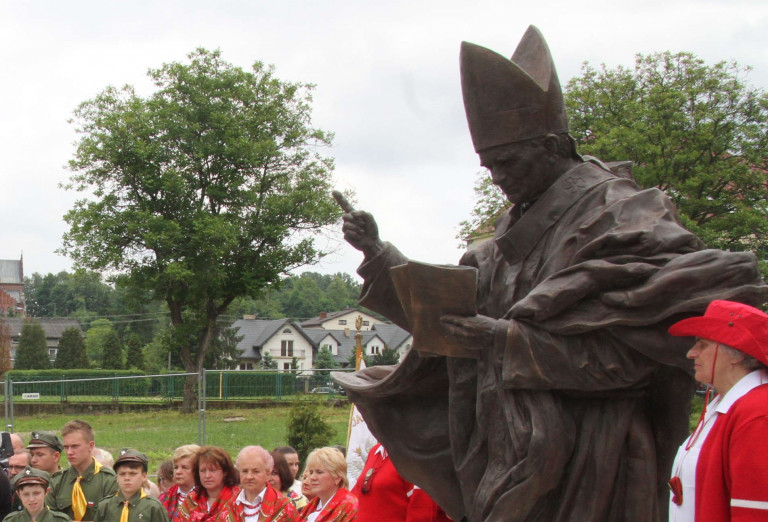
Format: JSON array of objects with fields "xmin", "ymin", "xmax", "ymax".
[
  {"xmin": 286, "ymin": 402, "xmax": 335, "ymax": 467},
  {"xmin": 55, "ymin": 327, "xmax": 90, "ymax": 369},
  {"xmin": 60, "ymin": 48, "xmax": 341, "ymax": 412},
  {"xmin": 370, "ymin": 346, "xmax": 400, "ymax": 366},
  {"xmin": 313, "ymin": 346, "xmax": 338, "ymax": 377},
  {"xmin": 15, "ymin": 320, "xmax": 51, "ymax": 370},
  {"xmin": 565, "ymin": 52, "xmax": 768, "ymax": 267},
  {"xmin": 0, "ymin": 320, "xmax": 11, "ymax": 375},
  {"xmin": 101, "ymin": 329, "xmax": 124, "ymax": 369},
  {"xmin": 124, "ymin": 332, "xmax": 145, "ymax": 370},
  {"xmin": 85, "ymin": 319, "xmax": 116, "ymax": 362},
  {"xmin": 205, "ymin": 324, "xmax": 243, "ymax": 369},
  {"xmin": 260, "ymin": 352, "xmax": 277, "ymax": 370}
]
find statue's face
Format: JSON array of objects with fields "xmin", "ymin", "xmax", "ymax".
[{"xmin": 479, "ymin": 141, "xmax": 556, "ymax": 205}]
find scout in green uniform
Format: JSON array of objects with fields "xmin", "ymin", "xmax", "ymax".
[
  {"xmin": 27, "ymin": 431, "xmax": 64, "ymax": 476},
  {"xmin": 7, "ymin": 466, "xmax": 71, "ymax": 522},
  {"xmin": 95, "ymin": 449, "xmax": 169, "ymax": 522},
  {"xmin": 45, "ymin": 420, "xmax": 117, "ymax": 521}
]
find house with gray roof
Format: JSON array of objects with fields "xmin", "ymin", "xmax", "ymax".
[
  {"xmin": 3, "ymin": 317, "xmax": 82, "ymax": 365},
  {"xmin": 231, "ymin": 318, "xmax": 316, "ymax": 371},
  {"xmin": 301, "ymin": 308, "xmax": 383, "ymax": 331}
]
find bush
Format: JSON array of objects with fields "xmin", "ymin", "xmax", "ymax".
[{"xmin": 286, "ymin": 402, "xmax": 335, "ymax": 466}]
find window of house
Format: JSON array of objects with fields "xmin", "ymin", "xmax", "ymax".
[
  {"xmin": 283, "ymin": 362, "xmax": 291, "ymax": 370},
  {"xmin": 283, "ymin": 328, "xmax": 292, "ymax": 334},
  {"xmin": 369, "ymin": 345, "xmax": 380, "ymax": 355},
  {"xmin": 239, "ymin": 362, "xmax": 253, "ymax": 370},
  {"xmin": 362, "ymin": 321, "xmax": 370, "ymax": 326},
  {"xmin": 49, "ymin": 349, "xmax": 57, "ymax": 359},
  {"xmin": 338, "ymin": 319, "xmax": 347, "ymax": 325},
  {"xmin": 281, "ymin": 340, "xmax": 294, "ymax": 357}
]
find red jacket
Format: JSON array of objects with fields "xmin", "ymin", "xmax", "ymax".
[
  {"xmin": 215, "ymin": 484, "xmax": 298, "ymax": 522},
  {"xmin": 351, "ymin": 444, "xmax": 450, "ymax": 522},
  {"xmin": 695, "ymin": 384, "xmax": 768, "ymax": 521},
  {"xmin": 298, "ymin": 488, "xmax": 357, "ymax": 522}
]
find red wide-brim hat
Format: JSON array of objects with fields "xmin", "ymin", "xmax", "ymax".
[{"xmin": 669, "ymin": 300, "xmax": 768, "ymax": 367}]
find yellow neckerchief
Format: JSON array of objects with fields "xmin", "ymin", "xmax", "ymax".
[
  {"xmin": 120, "ymin": 489, "xmax": 147, "ymax": 522},
  {"xmin": 72, "ymin": 458, "xmax": 102, "ymax": 521}
]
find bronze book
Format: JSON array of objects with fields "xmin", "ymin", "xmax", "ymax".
[{"xmin": 390, "ymin": 261, "xmax": 478, "ymax": 358}]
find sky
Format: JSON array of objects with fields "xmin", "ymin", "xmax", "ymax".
[{"xmin": 1, "ymin": 0, "xmax": 767, "ymax": 281}]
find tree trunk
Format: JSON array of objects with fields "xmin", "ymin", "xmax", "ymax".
[{"xmin": 181, "ymin": 373, "xmax": 197, "ymax": 414}]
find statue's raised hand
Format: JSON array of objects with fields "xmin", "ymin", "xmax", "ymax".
[{"xmin": 333, "ymin": 191, "xmax": 385, "ymax": 259}]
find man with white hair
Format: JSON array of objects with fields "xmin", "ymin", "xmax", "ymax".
[{"xmin": 217, "ymin": 445, "xmax": 297, "ymax": 521}]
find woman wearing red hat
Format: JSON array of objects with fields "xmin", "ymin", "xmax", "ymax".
[{"xmin": 668, "ymin": 300, "xmax": 768, "ymax": 522}]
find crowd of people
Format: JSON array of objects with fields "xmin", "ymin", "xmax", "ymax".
[{"xmin": 0, "ymin": 418, "xmax": 450, "ymax": 521}]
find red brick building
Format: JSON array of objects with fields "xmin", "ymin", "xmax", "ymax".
[{"xmin": 0, "ymin": 256, "xmax": 24, "ymax": 317}]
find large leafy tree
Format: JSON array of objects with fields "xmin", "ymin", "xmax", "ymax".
[
  {"xmin": 565, "ymin": 52, "xmax": 768, "ymax": 263},
  {"xmin": 15, "ymin": 320, "xmax": 51, "ymax": 370},
  {"xmin": 61, "ymin": 48, "xmax": 341, "ymax": 412},
  {"xmin": 55, "ymin": 327, "xmax": 90, "ymax": 369},
  {"xmin": 460, "ymin": 52, "xmax": 768, "ymax": 273}
]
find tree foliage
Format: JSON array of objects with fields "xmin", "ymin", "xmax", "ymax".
[
  {"xmin": 124, "ymin": 332, "xmax": 145, "ymax": 370},
  {"xmin": 101, "ymin": 329, "xmax": 124, "ymax": 369},
  {"xmin": 15, "ymin": 320, "xmax": 51, "ymax": 370},
  {"xmin": 286, "ymin": 402, "xmax": 335, "ymax": 467},
  {"xmin": 260, "ymin": 352, "xmax": 277, "ymax": 370},
  {"xmin": 460, "ymin": 51, "xmax": 768, "ymax": 273},
  {"xmin": 565, "ymin": 52, "xmax": 768, "ymax": 264},
  {"xmin": 370, "ymin": 346, "xmax": 401, "ymax": 366},
  {"xmin": 313, "ymin": 346, "xmax": 338, "ymax": 377},
  {"xmin": 55, "ymin": 327, "xmax": 90, "ymax": 369},
  {"xmin": 61, "ymin": 48, "xmax": 342, "ymax": 411}
]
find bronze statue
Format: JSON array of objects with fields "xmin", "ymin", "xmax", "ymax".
[{"xmin": 332, "ymin": 26, "xmax": 768, "ymax": 522}]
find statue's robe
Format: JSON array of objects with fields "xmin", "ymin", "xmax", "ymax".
[{"xmin": 333, "ymin": 161, "xmax": 768, "ymax": 522}]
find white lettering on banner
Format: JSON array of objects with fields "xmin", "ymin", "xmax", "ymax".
[{"xmin": 21, "ymin": 393, "xmax": 40, "ymax": 400}]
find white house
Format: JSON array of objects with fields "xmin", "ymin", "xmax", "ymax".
[
  {"xmin": 231, "ymin": 318, "xmax": 315, "ymax": 371},
  {"xmin": 301, "ymin": 308, "xmax": 384, "ymax": 331}
]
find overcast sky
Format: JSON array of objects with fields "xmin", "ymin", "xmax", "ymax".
[{"xmin": 1, "ymin": 0, "xmax": 767, "ymax": 281}]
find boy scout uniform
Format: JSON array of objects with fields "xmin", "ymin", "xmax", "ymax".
[
  {"xmin": 46, "ymin": 458, "xmax": 117, "ymax": 521},
  {"xmin": 7, "ymin": 467, "xmax": 71, "ymax": 522},
  {"xmin": 95, "ymin": 450, "xmax": 169, "ymax": 522},
  {"xmin": 27, "ymin": 432, "xmax": 64, "ymax": 455}
]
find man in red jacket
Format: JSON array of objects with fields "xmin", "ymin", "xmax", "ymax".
[{"xmin": 351, "ymin": 443, "xmax": 450, "ymax": 521}]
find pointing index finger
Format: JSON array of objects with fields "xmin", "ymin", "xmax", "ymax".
[{"xmin": 332, "ymin": 190, "xmax": 355, "ymax": 213}]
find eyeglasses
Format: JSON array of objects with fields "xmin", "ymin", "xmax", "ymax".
[
  {"xmin": 8, "ymin": 465, "xmax": 26, "ymax": 472},
  {"xmin": 361, "ymin": 467, "xmax": 377, "ymax": 494}
]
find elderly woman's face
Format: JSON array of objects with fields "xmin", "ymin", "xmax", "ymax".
[
  {"xmin": 687, "ymin": 338, "xmax": 721, "ymax": 384},
  {"xmin": 307, "ymin": 463, "xmax": 340, "ymax": 501},
  {"xmin": 174, "ymin": 456, "xmax": 196, "ymax": 489}
]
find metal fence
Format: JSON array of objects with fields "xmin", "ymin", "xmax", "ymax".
[{"xmin": 2, "ymin": 369, "xmax": 352, "ymax": 444}]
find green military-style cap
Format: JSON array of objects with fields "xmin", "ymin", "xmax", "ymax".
[
  {"xmin": 11, "ymin": 466, "xmax": 51, "ymax": 488},
  {"xmin": 114, "ymin": 448, "xmax": 149, "ymax": 471},
  {"xmin": 27, "ymin": 431, "xmax": 64, "ymax": 453}
]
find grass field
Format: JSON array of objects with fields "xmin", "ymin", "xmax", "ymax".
[{"xmin": 11, "ymin": 403, "xmax": 350, "ymax": 473}]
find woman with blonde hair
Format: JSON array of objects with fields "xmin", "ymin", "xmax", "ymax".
[
  {"xmin": 298, "ymin": 447, "xmax": 357, "ymax": 521},
  {"xmin": 159, "ymin": 444, "xmax": 200, "ymax": 519}
]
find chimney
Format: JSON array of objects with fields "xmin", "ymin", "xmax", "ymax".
[
  {"xmin": 344, "ymin": 328, "xmax": 350, "ymax": 337},
  {"xmin": 243, "ymin": 314, "xmax": 256, "ymax": 320},
  {"xmin": 319, "ymin": 312, "xmax": 327, "ymax": 319}
]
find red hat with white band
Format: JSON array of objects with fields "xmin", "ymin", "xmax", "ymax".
[{"xmin": 668, "ymin": 300, "xmax": 768, "ymax": 366}]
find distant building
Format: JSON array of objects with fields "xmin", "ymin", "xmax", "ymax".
[
  {"xmin": 0, "ymin": 256, "xmax": 25, "ymax": 317},
  {"xmin": 232, "ymin": 310, "xmax": 413, "ymax": 370},
  {"xmin": 301, "ymin": 308, "xmax": 384, "ymax": 331},
  {"xmin": 231, "ymin": 318, "xmax": 316, "ymax": 371},
  {"xmin": 3, "ymin": 318, "xmax": 82, "ymax": 366}
]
